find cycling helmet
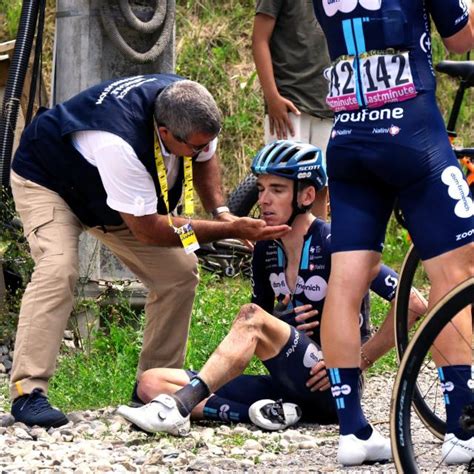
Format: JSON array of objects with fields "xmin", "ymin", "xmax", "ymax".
[{"xmin": 251, "ymin": 140, "xmax": 327, "ymax": 191}]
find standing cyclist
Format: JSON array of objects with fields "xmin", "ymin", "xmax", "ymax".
[{"xmin": 311, "ymin": 0, "xmax": 474, "ymax": 466}]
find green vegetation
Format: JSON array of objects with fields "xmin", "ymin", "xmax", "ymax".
[{"xmin": 0, "ymin": 0, "xmax": 22, "ymax": 40}]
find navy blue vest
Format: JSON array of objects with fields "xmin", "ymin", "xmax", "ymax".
[{"xmin": 13, "ymin": 74, "xmax": 185, "ymax": 226}]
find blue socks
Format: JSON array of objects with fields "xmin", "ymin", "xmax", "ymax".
[
  {"xmin": 438, "ymin": 365, "xmax": 474, "ymax": 440},
  {"xmin": 329, "ymin": 367, "xmax": 371, "ymax": 438},
  {"xmin": 203, "ymin": 395, "xmax": 251, "ymax": 423}
]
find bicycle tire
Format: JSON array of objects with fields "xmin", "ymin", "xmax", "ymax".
[
  {"xmin": 391, "ymin": 278, "xmax": 474, "ymax": 473},
  {"xmin": 227, "ymin": 174, "xmax": 258, "ymax": 217},
  {"xmin": 394, "ymin": 244, "xmax": 446, "ymax": 439}
]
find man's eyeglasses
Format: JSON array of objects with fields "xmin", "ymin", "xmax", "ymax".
[{"xmin": 173, "ymin": 133, "xmax": 214, "ymax": 154}]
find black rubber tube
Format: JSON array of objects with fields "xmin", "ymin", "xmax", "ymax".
[{"xmin": 0, "ymin": 0, "xmax": 41, "ymax": 189}]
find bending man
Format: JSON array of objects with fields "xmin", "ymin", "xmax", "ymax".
[{"xmin": 9, "ymin": 74, "xmax": 289, "ymax": 428}]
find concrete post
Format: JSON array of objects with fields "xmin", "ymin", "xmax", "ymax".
[{"xmin": 53, "ymin": 0, "xmax": 175, "ymax": 284}]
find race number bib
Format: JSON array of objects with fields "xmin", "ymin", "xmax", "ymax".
[{"xmin": 325, "ymin": 52, "xmax": 417, "ymax": 112}]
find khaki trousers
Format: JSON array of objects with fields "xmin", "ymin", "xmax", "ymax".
[{"xmin": 9, "ymin": 171, "xmax": 198, "ymax": 399}]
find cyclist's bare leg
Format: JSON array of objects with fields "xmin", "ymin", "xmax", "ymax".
[
  {"xmin": 138, "ymin": 368, "xmax": 208, "ymax": 419},
  {"xmin": 422, "ymin": 242, "xmax": 473, "ymax": 365},
  {"xmin": 321, "ymin": 250, "xmax": 381, "ymax": 367},
  {"xmin": 199, "ymin": 303, "xmax": 291, "ymax": 392}
]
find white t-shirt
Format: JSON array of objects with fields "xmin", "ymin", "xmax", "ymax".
[{"xmin": 71, "ymin": 130, "xmax": 217, "ymax": 216}]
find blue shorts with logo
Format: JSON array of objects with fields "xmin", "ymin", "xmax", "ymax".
[
  {"xmin": 189, "ymin": 327, "xmax": 338, "ymax": 424},
  {"xmin": 327, "ymin": 93, "xmax": 474, "ymax": 260}
]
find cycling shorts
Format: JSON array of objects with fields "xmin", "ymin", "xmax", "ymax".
[
  {"xmin": 214, "ymin": 327, "xmax": 338, "ymax": 424},
  {"xmin": 327, "ymin": 93, "xmax": 473, "ymax": 260}
]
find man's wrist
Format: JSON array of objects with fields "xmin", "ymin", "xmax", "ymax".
[{"xmin": 211, "ymin": 206, "xmax": 230, "ymax": 218}]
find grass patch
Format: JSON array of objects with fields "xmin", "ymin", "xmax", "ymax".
[{"xmin": 25, "ymin": 273, "xmax": 252, "ymax": 411}]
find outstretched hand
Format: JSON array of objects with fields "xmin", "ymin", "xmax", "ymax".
[
  {"xmin": 233, "ymin": 217, "xmax": 290, "ymax": 242},
  {"xmin": 214, "ymin": 212, "xmax": 253, "ymax": 248}
]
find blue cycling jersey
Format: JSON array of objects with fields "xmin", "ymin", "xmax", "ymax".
[
  {"xmin": 251, "ymin": 219, "xmax": 399, "ymax": 345},
  {"xmin": 312, "ymin": 0, "xmax": 469, "ymax": 111}
]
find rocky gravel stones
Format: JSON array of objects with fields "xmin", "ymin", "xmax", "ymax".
[{"xmin": 0, "ymin": 375, "xmax": 468, "ymax": 472}]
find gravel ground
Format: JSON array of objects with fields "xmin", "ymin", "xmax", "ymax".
[{"xmin": 0, "ymin": 373, "xmax": 467, "ymax": 473}]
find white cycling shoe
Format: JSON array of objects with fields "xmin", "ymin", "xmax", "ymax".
[
  {"xmin": 442, "ymin": 433, "xmax": 474, "ymax": 464},
  {"xmin": 117, "ymin": 393, "xmax": 190, "ymax": 436},
  {"xmin": 249, "ymin": 399, "xmax": 302, "ymax": 431},
  {"xmin": 337, "ymin": 426, "xmax": 392, "ymax": 466}
]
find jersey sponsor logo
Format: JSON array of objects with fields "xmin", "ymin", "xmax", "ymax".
[
  {"xmin": 384, "ymin": 274, "xmax": 398, "ymax": 299},
  {"xmin": 303, "ymin": 343, "xmax": 323, "ymax": 368},
  {"xmin": 270, "ymin": 272, "xmax": 290, "ymax": 296},
  {"xmin": 219, "ymin": 404, "xmax": 230, "ymax": 421},
  {"xmin": 440, "ymin": 381, "xmax": 454, "ymax": 393},
  {"xmin": 441, "ymin": 166, "xmax": 474, "ymax": 218},
  {"xmin": 456, "ymin": 0, "xmax": 469, "ymax": 25},
  {"xmin": 309, "ymin": 263, "xmax": 326, "ymax": 271},
  {"xmin": 322, "ymin": 0, "xmax": 381, "ymax": 17},
  {"xmin": 419, "ymin": 32, "xmax": 431, "ymax": 54},
  {"xmin": 467, "ymin": 379, "xmax": 474, "ymax": 390},
  {"xmin": 331, "ymin": 384, "xmax": 352, "ymax": 397},
  {"xmin": 285, "ymin": 330, "xmax": 300, "ymax": 358},
  {"xmin": 334, "ymin": 107, "xmax": 404, "ymax": 124},
  {"xmin": 331, "ymin": 128, "xmax": 352, "ymax": 139},
  {"xmin": 295, "ymin": 275, "xmax": 328, "ymax": 301},
  {"xmin": 371, "ymin": 125, "xmax": 401, "ymax": 136},
  {"xmin": 456, "ymin": 228, "xmax": 474, "ymax": 242}
]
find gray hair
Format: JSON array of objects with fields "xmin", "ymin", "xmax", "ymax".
[{"xmin": 154, "ymin": 80, "xmax": 222, "ymax": 141}]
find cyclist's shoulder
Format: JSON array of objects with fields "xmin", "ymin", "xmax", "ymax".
[{"xmin": 308, "ymin": 219, "xmax": 332, "ymax": 242}]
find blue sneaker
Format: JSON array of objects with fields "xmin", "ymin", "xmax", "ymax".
[{"xmin": 11, "ymin": 388, "xmax": 68, "ymax": 428}]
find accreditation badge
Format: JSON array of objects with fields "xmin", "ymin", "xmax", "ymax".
[{"xmin": 176, "ymin": 222, "xmax": 200, "ymax": 254}]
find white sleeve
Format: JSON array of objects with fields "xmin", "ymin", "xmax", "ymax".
[{"xmin": 78, "ymin": 134, "xmax": 158, "ymax": 216}]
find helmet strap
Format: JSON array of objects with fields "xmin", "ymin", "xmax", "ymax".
[{"xmin": 287, "ymin": 183, "xmax": 311, "ymax": 226}]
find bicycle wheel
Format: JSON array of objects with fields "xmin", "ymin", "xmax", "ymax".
[
  {"xmin": 391, "ymin": 278, "xmax": 474, "ymax": 473},
  {"xmin": 227, "ymin": 174, "xmax": 258, "ymax": 217},
  {"xmin": 394, "ymin": 244, "xmax": 446, "ymax": 439}
]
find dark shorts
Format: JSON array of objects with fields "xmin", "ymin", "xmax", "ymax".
[
  {"xmin": 193, "ymin": 327, "xmax": 338, "ymax": 425},
  {"xmin": 327, "ymin": 93, "xmax": 474, "ymax": 260}
]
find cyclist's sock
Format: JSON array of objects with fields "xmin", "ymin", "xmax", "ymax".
[
  {"xmin": 328, "ymin": 367, "xmax": 369, "ymax": 437},
  {"xmin": 202, "ymin": 395, "xmax": 251, "ymax": 423},
  {"xmin": 438, "ymin": 365, "xmax": 474, "ymax": 440},
  {"xmin": 173, "ymin": 374, "xmax": 210, "ymax": 417}
]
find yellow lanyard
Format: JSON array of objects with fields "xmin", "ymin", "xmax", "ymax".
[
  {"xmin": 154, "ymin": 133, "xmax": 199, "ymax": 253},
  {"xmin": 154, "ymin": 133, "xmax": 194, "ymax": 224}
]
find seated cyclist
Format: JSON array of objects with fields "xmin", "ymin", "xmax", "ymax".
[{"xmin": 117, "ymin": 140, "xmax": 426, "ymax": 436}]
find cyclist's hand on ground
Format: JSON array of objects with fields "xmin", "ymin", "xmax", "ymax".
[
  {"xmin": 294, "ymin": 305, "xmax": 319, "ymax": 337},
  {"xmin": 306, "ymin": 361, "xmax": 330, "ymax": 392},
  {"xmin": 267, "ymin": 95, "xmax": 300, "ymax": 139},
  {"xmin": 233, "ymin": 217, "xmax": 290, "ymax": 242}
]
